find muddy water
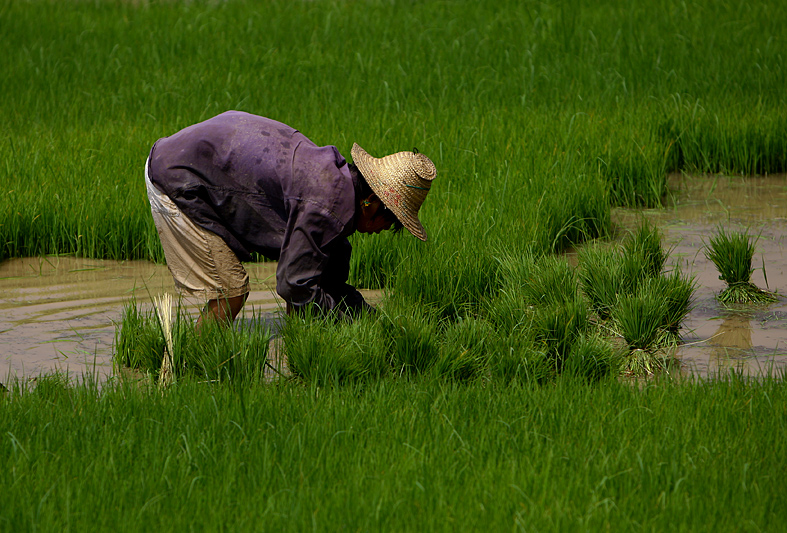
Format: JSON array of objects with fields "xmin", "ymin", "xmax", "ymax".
[
  {"xmin": 0, "ymin": 259, "xmax": 284, "ymax": 384},
  {"xmin": 1, "ymin": 174, "xmax": 785, "ymax": 384},
  {"xmin": 613, "ymin": 174, "xmax": 787, "ymax": 378}
]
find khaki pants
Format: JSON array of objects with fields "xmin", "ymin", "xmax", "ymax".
[{"xmin": 145, "ymin": 159, "xmax": 249, "ymax": 302}]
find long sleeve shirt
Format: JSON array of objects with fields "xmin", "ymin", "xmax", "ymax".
[{"xmin": 147, "ymin": 110, "xmax": 368, "ymax": 315}]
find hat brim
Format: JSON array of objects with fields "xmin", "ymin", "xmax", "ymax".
[{"xmin": 351, "ymin": 144, "xmax": 428, "ymax": 241}]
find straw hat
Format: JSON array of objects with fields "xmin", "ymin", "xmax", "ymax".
[{"xmin": 351, "ymin": 143, "xmax": 436, "ymax": 241}]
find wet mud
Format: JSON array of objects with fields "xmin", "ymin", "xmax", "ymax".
[
  {"xmin": 1, "ymin": 174, "xmax": 785, "ymax": 383},
  {"xmin": 613, "ymin": 173, "xmax": 787, "ymax": 378}
]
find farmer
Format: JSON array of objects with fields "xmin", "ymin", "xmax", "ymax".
[{"xmin": 145, "ymin": 110, "xmax": 436, "ymax": 324}]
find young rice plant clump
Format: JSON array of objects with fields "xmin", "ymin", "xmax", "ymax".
[{"xmin": 704, "ymin": 226, "xmax": 777, "ymax": 305}]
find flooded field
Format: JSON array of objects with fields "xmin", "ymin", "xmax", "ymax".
[
  {"xmin": 614, "ymin": 174, "xmax": 787, "ymax": 377},
  {"xmin": 1, "ymin": 174, "xmax": 785, "ymax": 384},
  {"xmin": 0, "ymin": 260, "xmax": 284, "ymax": 383}
]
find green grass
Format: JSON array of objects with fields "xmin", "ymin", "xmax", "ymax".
[{"xmin": 2, "ymin": 374, "xmax": 787, "ymax": 531}]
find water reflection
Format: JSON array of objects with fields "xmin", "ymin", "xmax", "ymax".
[{"xmin": 707, "ymin": 313, "xmax": 754, "ymax": 372}]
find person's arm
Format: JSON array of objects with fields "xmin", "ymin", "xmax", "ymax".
[
  {"xmin": 275, "ymin": 201, "xmax": 371, "ymax": 320},
  {"xmin": 320, "ymin": 237, "xmax": 375, "ymax": 319}
]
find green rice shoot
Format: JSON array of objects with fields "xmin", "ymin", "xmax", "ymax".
[{"xmin": 704, "ymin": 226, "xmax": 778, "ymax": 304}]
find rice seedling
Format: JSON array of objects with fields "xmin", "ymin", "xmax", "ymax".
[
  {"xmin": 622, "ymin": 219, "xmax": 668, "ymax": 278},
  {"xmin": 704, "ymin": 226, "xmax": 778, "ymax": 304},
  {"xmin": 530, "ymin": 300, "xmax": 589, "ymax": 371},
  {"xmin": 282, "ymin": 307, "xmax": 389, "ymax": 386},
  {"xmin": 114, "ymin": 299, "xmax": 272, "ymax": 385},
  {"xmin": 562, "ymin": 333, "xmax": 622, "ymax": 383},
  {"xmin": 433, "ymin": 317, "xmax": 495, "ymax": 381}
]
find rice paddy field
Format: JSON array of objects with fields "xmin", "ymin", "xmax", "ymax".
[{"xmin": 2, "ymin": 0, "xmax": 787, "ymax": 530}]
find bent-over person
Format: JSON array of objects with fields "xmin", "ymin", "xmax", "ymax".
[{"xmin": 145, "ymin": 110, "xmax": 436, "ymax": 325}]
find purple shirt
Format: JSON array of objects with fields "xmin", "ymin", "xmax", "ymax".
[{"xmin": 148, "ymin": 111, "xmax": 367, "ymax": 314}]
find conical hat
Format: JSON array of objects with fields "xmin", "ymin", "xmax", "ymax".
[{"xmin": 351, "ymin": 143, "xmax": 436, "ymax": 241}]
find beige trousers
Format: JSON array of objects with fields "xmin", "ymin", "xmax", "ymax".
[{"xmin": 145, "ymin": 159, "xmax": 250, "ymax": 301}]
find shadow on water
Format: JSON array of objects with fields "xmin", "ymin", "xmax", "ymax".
[{"xmin": 613, "ymin": 173, "xmax": 787, "ymax": 378}]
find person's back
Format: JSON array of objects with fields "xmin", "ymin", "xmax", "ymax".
[{"xmin": 148, "ymin": 110, "xmax": 355, "ymax": 262}]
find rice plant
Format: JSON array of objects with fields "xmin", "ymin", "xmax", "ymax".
[
  {"xmin": 114, "ymin": 299, "xmax": 272, "ymax": 385},
  {"xmin": 622, "ymin": 219, "xmax": 668, "ymax": 278},
  {"xmin": 433, "ymin": 317, "xmax": 495, "ymax": 381},
  {"xmin": 704, "ymin": 227, "xmax": 777, "ymax": 304},
  {"xmin": 562, "ymin": 333, "xmax": 622, "ymax": 383},
  {"xmin": 283, "ymin": 308, "xmax": 389, "ymax": 386}
]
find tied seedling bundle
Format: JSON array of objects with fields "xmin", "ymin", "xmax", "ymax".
[{"xmin": 704, "ymin": 227, "xmax": 778, "ymax": 305}]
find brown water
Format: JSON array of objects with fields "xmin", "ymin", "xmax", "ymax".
[
  {"xmin": 613, "ymin": 173, "xmax": 787, "ymax": 378},
  {"xmin": 0, "ymin": 259, "xmax": 283, "ymax": 384},
  {"xmin": 1, "ymin": 174, "xmax": 785, "ymax": 384}
]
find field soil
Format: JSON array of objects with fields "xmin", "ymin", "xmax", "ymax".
[{"xmin": 2, "ymin": 175, "xmax": 785, "ymax": 384}]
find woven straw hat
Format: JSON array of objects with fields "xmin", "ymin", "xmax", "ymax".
[{"xmin": 351, "ymin": 143, "xmax": 436, "ymax": 241}]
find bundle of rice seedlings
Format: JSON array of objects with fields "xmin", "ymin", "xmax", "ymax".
[
  {"xmin": 181, "ymin": 316, "xmax": 273, "ymax": 384},
  {"xmin": 114, "ymin": 300, "xmax": 166, "ymax": 374},
  {"xmin": 578, "ymin": 246, "xmax": 619, "ymax": 320},
  {"xmin": 578, "ymin": 246, "xmax": 629, "ymax": 320},
  {"xmin": 704, "ymin": 227, "xmax": 777, "ymax": 304},
  {"xmin": 530, "ymin": 300, "xmax": 589, "ymax": 371},
  {"xmin": 613, "ymin": 289, "xmax": 676, "ymax": 376},
  {"xmin": 282, "ymin": 307, "xmax": 385, "ymax": 386},
  {"xmin": 613, "ymin": 291, "xmax": 667, "ymax": 352},
  {"xmin": 434, "ymin": 317, "xmax": 495, "ymax": 381},
  {"xmin": 382, "ymin": 305, "xmax": 441, "ymax": 375},
  {"xmin": 562, "ymin": 333, "xmax": 622, "ymax": 383},
  {"xmin": 490, "ymin": 334, "xmax": 552, "ymax": 384},
  {"xmin": 646, "ymin": 268, "xmax": 697, "ymax": 336},
  {"xmin": 520, "ymin": 254, "xmax": 580, "ymax": 307},
  {"xmin": 622, "ymin": 219, "xmax": 668, "ymax": 278},
  {"xmin": 154, "ymin": 293, "xmax": 175, "ymax": 388}
]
